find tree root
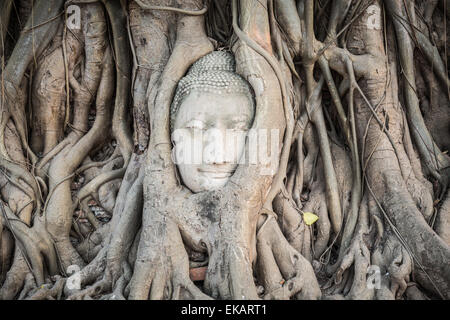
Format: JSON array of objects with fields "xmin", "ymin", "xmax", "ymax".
[
  {"xmin": 256, "ymin": 216, "xmax": 321, "ymax": 300},
  {"xmin": 128, "ymin": 216, "xmax": 210, "ymax": 300}
]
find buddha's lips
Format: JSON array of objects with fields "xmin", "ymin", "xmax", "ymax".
[{"xmin": 197, "ymin": 167, "xmax": 234, "ymax": 178}]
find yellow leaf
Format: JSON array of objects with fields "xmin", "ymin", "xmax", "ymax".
[{"xmin": 303, "ymin": 212, "xmax": 319, "ymax": 225}]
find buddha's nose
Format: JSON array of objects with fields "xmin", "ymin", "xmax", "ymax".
[{"xmin": 203, "ymin": 128, "xmax": 228, "ymax": 165}]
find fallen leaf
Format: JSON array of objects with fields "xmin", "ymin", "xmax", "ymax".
[{"xmin": 303, "ymin": 212, "xmax": 319, "ymax": 225}]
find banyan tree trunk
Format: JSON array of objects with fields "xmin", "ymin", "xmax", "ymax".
[{"xmin": 0, "ymin": 0, "xmax": 448, "ymax": 300}]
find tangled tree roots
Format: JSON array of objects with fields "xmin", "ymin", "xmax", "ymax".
[{"xmin": 0, "ymin": 0, "xmax": 449, "ymax": 300}]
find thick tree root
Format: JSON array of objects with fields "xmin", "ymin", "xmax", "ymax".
[{"xmin": 256, "ymin": 216, "xmax": 321, "ymax": 300}]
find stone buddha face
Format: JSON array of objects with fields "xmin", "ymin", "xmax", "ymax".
[{"xmin": 171, "ymin": 51, "xmax": 255, "ymax": 193}]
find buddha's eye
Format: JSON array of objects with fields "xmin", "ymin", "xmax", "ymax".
[
  {"xmin": 231, "ymin": 121, "xmax": 248, "ymax": 131},
  {"xmin": 185, "ymin": 120, "xmax": 206, "ymax": 130}
]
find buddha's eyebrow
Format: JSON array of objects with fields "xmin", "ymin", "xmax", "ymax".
[
  {"xmin": 184, "ymin": 119, "xmax": 207, "ymax": 126},
  {"xmin": 230, "ymin": 116, "xmax": 249, "ymax": 123}
]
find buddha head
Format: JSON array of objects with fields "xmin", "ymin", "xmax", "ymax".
[{"xmin": 171, "ymin": 51, "xmax": 255, "ymax": 193}]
